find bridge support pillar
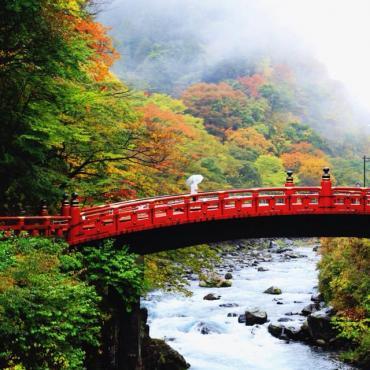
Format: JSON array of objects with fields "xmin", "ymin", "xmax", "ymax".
[
  {"xmin": 120, "ymin": 298, "xmax": 143, "ymax": 370},
  {"xmin": 94, "ymin": 255, "xmax": 144, "ymax": 370}
]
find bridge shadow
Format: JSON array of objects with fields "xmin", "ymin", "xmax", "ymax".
[{"xmin": 113, "ymin": 214, "xmax": 370, "ymax": 254}]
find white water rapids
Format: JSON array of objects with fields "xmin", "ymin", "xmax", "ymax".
[{"xmin": 143, "ymin": 244, "xmax": 354, "ymax": 370}]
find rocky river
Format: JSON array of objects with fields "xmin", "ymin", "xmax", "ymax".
[{"xmin": 142, "ymin": 240, "xmax": 356, "ymax": 370}]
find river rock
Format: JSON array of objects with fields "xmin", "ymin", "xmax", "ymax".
[
  {"xmin": 203, "ymin": 293, "xmax": 221, "ymax": 301},
  {"xmin": 267, "ymin": 322, "xmax": 310, "ymax": 341},
  {"xmin": 285, "ymin": 253, "xmax": 300, "ymax": 259},
  {"xmin": 195, "ymin": 321, "xmax": 224, "ymax": 335},
  {"xmin": 257, "ymin": 266, "xmax": 269, "ymax": 272},
  {"xmin": 227, "ymin": 312, "xmax": 238, "ymax": 317},
  {"xmin": 268, "ymin": 323, "xmax": 284, "ymax": 338},
  {"xmin": 142, "ymin": 338, "xmax": 190, "ymax": 370},
  {"xmin": 238, "ymin": 314, "xmax": 246, "ymax": 323},
  {"xmin": 264, "ymin": 286, "xmax": 282, "ymax": 295},
  {"xmin": 307, "ymin": 309, "xmax": 337, "ymax": 342},
  {"xmin": 141, "ymin": 308, "xmax": 190, "ymax": 370},
  {"xmin": 310, "ymin": 293, "xmax": 323, "ymax": 302},
  {"xmin": 276, "ymin": 248, "xmax": 293, "ymax": 254},
  {"xmin": 301, "ymin": 303, "xmax": 320, "ymax": 316},
  {"xmin": 244, "ymin": 309, "xmax": 268, "ymax": 325},
  {"xmin": 224, "ymin": 272, "xmax": 233, "ymax": 280},
  {"xmin": 268, "ymin": 240, "xmax": 278, "ymax": 249},
  {"xmin": 219, "ymin": 303, "xmax": 239, "ymax": 307},
  {"xmin": 199, "ymin": 272, "xmax": 232, "ymax": 288}
]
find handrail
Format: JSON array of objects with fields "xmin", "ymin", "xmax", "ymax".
[{"xmin": 2, "ymin": 170, "xmax": 370, "ymax": 246}]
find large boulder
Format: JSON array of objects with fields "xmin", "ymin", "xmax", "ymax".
[
  {"xmin": 307, "ymin": 309, "xmax": 338, "ymax": 343},
  {"xmin": 244, "ymin": 309, "xmax": 268, "ymax": 325},
  {"xmin": 267, "ymin": 322, "xmax": 310, "ymax": 341},
  {"xmin": 264, "ymin": 286, "xmax": 282, "ymax": 295},
  {"xmin": 268, "ymin": 323, "xmax": 284, "ymax": 338},
  {"xmin": 142, "ymin": 338, "xmax": 190, "ymax": 370},
  {"xmin": 140, "ymin": 307, "xmax": 190, "ymax": 370},
  {"xmin": 199, "ymin": 272, "xmax": 232, "ymax": 288}
]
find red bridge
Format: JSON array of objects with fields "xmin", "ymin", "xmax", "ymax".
[{"xmin": 1, "ymin": 169, "xmax": 370, "ymax": 254}]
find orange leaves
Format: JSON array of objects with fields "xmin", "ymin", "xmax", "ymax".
[
  {"xmin": 182, "ymin": 82, "xmax": 246, "ymax": 103},
  {"xmin": 181, "ymin": 82, "xmax": 251, "ymax": 138},
  {"xmin": 226, "ymin": 127, "xmax": 273, "ymax": 154},
  {"xmin": 75, "ymin": 19, "xmax": 119, "ymax": 81},
  {"xmin": 237, "ymin": 74, "xmax": 266, "ymax": 98},
  {"xmin": 140, "ymin": 103, "xmax": 197, "ymax": 139}
]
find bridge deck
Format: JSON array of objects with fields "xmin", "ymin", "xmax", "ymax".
[{"xmin": 1, "ymin": 172, "xmax": 370, "ymax": 251}]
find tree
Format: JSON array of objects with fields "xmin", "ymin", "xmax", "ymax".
[
  {"xmin": 237, "ymin": 74, "xmax": 266, "ymax": 98},
  {"xmin": 226, "ymin": 127, "xmax": 274, "ymax": 155},
  {"xmin": 181, "ymin": 82, "xmax": 260, "ymax": 138},
  {"xmin": 0, "ymin": 236, "xmax": 101, "ymax": 369},
  {"xmin": 319, "ymin": 238, "xmax": 370, "ymax": 367},
  {"xmin": 254, "ymin": 155, "xmax": 286, "ymax": 186},
  {"xmin": 0, "ymin": 0, "xmax": 97, "ymax": 212}
]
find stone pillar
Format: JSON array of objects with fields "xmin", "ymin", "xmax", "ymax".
[{"xmin": 119, "ymin": 297, "xmax": 143, "ymax": 370}]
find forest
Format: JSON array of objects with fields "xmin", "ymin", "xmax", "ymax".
[{"xmin": 0, "ymin": 0, "xmax": 368, "ymax": 368}]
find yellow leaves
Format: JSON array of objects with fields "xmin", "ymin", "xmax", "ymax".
[
  {"xmin": 281, "ymin": 142, "xmax": 332, "ymax": 185},
  {"xmin": 58, "ymin": 0, "xmax": 83, "ymax": 14}
]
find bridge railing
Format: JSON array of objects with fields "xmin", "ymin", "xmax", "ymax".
[
  {"xmin": 2, "ymin": 168, "xmax": 370, "ymax": 245},
  {"xmin": 0, "ymin": 216, "xmax": 71, "ymax": 237}
]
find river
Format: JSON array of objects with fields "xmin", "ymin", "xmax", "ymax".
[{"xmin": 143, "ymin": 241, "xmax": 354, "ymax": 370}]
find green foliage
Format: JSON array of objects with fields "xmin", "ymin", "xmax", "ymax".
[
  {"xmin": 0, "ymin": 0, "xmax": 92, "ymax": 212},
  {"xmin": 319, "ymin": 238, "xmax": 370, "ymax": 366},
  {"xmin": 78, "ymin": 240, "xmax": 145, "ymax": 309},
  {"xmin": 0, "ymin": 236, "xmax": 101, "ymax": 369},
  {"xmin": 254, "ymin": 155, "xmax": 286, "ymax": 186},
  {"xmin": 283, "ymin": 122, "xmax": 325, "ymax": 149}
]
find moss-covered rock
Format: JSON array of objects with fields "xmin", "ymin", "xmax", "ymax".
[{"xmin": 142, "ymin": 338, "xmax": 190, "ymax": 370}]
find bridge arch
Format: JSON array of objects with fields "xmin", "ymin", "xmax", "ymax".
[{"xmin": 1, "ymin": 168, "xmax": 370, "ymax": 253}]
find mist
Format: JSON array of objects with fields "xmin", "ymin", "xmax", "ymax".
[{"xmin": 98, "ymin": 0, "xmax": 370, "ymax": 134}]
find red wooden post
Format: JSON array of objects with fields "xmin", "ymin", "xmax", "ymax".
[
  {"xmin": 361, "ymin": 188, "xmax": 367, "ymax": 212},
  {"xmin": 61, "ymin": 193, "xmax": 70, "ymax": 217},
  {"xmin": 148, "ymin": 202, "xmax": 155, "ymax": 225},
  {"xmin": 252, "ymin": 191, "xmax": 259, "ymax": 213},
  {"xmin": 285, "ymin": 170, "xmax": 294, "ymax": 187},
  {"xmin": 39, "ymin": 200, "xmax": 48, "ymax": 216},
  {"xmin": 68, "ymin": 192, "xmax": 81, "ymax": 243},
  {"xmin": 284, "ymin": 170, "xmax": 294, "ymax": 211},
  {"xmin": 319, "ymin": 167, "xmax": 333, "ymax": 208},
  {"xmin": 218, "ymin": 192, "xmax": 226, "ymax": 216}
]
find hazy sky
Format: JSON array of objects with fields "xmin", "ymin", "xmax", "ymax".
[
  {"xmin": 256, "ymin": 0, "xmax": 370, "ymax": 108},
  {"xmin": 102, "ymin": 0, "xmax": 370, "ymax": 108}
]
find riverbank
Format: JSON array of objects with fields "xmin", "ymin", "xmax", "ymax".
[{"xmin": 143, "ymin": 239, "xmax": 355, "ymax": 370}]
